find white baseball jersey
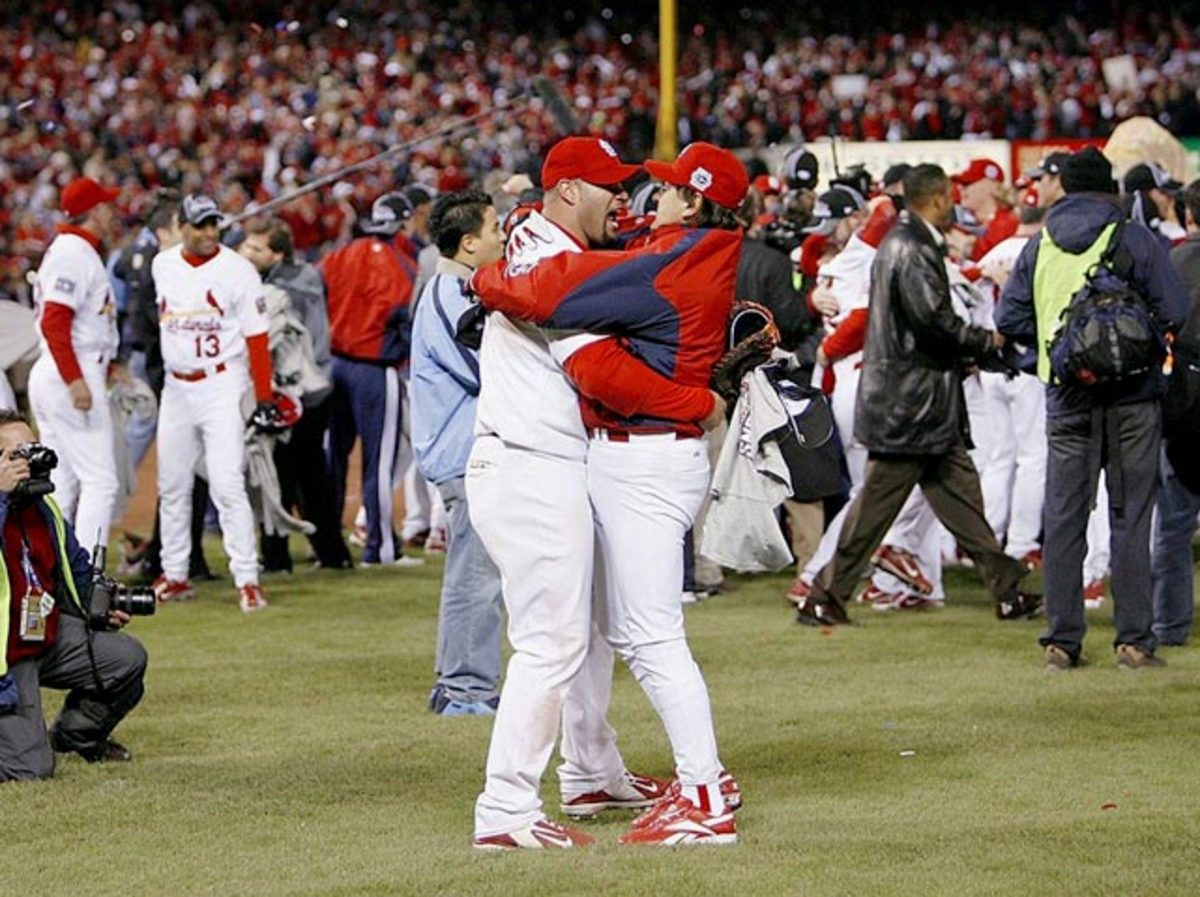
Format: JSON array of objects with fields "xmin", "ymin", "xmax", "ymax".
[
  {"xmin": 474, "ymin": 211, "xmax": 590, "ymax": 461},
  {"xmin": 817, "ymin": 233, "xmax": 875, "ymax": 370},
  {"xmin": 152, "ymin": 245, "xmax": 268, "ymax": 373},
  {"xmin": 34, "ymin": 231, "xmax": 119, "ymax": 362}
]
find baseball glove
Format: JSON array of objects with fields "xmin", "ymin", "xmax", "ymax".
[{"xmin": 711, "ymin": 301, "xmax": 780, "ymax": 402}]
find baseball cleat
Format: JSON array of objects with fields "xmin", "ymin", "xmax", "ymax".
[
  {"xmin": 561, "ymin": 770, "xmax": 670, "ymax": 818},
  {"xmin": 473, "ymin": 818, "xmax": 595, "ymax": 851},
  {"xmin": 718, "ymin": 768, "xmax": 743, "ymax": 812},
  {"xmin": 152, "ymin": 575, "xmax": 195, "ymax": 603},
  {"xmin": 857, "ymin": 582, "xmax": 900, "ymax": 605},
  {"xmin": 870, "ymin": 545, "xmax": 934, "ymax": 595},
  {"xmin": 786, "ymin": 577, "xmax": 810, "ymax": 607},
  {"xmin": 619, "ymin": 794, "xmax": 737, "ymax": 847},
  {"xmin": 424, "ymin": 527, "xmax": 448, "ymax": 554},
  {"xmin": 1019, "ymin": 548, "xmax": 1043, "ymax": 572},
  {"xmin": 1083, "ymin": 578, "xmax": 1107, "ymax": 610},
  {"xmin": 238, "ymin": 583, "xmax": 269, "ymax": 614},
  {"xmin": 872, "ymin": 593, "xmax": 943, "ymax": 613}
]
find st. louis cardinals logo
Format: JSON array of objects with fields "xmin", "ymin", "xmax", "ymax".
[{"xmin": 206, "ymin": 289, "xmax": 225, "ymax": 317}]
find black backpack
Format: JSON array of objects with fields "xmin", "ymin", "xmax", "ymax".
[
  {"xmin": 760, "ymin": 362, "xmax": 847, "ymax": 502},
  {"xmin": 1047, "ymin": 223, "xmax": 1164, "ymax": 387}
]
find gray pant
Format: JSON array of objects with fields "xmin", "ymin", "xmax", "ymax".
[
  {"xmin": 812, "ymin": 445, "xmax": 1024, "ymax": 606},
  {"xmin": 1150, "ymin": 452, "xmax": 1200, "ymax": 645},
  {"xmin": 434, "ymin": 476, "xmax": 503, "ymax": 703},
  {"xmin": 1042, "ymin": 401, "xmax": 1160, "ymax": 658},
  {"xmin": 0, "ymin": 615, "xmax": 148, "ymax": 781}
]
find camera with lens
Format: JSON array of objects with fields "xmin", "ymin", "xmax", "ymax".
[
  {"xmin": 88, "ymin": 545, "xmax": 156, "ymax": 630},
  {"xmin": 8, "ymin": 442, "xmax": 58, "ymax": 499}
]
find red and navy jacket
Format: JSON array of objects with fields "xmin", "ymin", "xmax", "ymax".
[
  {"xmin": 473, "ymin": 225, "xmax": 742, "ymax": 436},
  {"xmin": 319, "ymin": 236, "xmax": 417, "ymax": 365}
]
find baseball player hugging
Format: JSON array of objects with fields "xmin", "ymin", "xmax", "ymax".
[{"xmin": 150, "ymin": 195, "xmax": 274, "ymax": 613}]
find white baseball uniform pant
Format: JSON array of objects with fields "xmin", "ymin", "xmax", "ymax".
[
  {"xmin": 980, "ymin": 371, "xmax": 1046, "ymax": 558},
  {"xmin": 28, "ymin": 355, "xmax": 119, "ymax": 550},
  {"xmin": 588, "ymin": 433, "xmax": 724, "ymax": 807},
  {"xmin": 156, "ymin": 368, "xmax": 258, "ymax": 588},
  {"xmin": 467, "ymin": 435, "xmax": 625, "ymax": 837}
]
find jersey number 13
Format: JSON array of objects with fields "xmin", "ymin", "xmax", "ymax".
[{"xmin": 194, "ymin": 333, "xmax": 221, "ymax": 358}]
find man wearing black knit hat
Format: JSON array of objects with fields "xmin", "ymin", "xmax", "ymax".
[{"xmin": 996, "ymin": 147, "xmax": 1190, "ymax": 671}]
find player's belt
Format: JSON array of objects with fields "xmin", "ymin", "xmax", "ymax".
[
  {"xmin": 587, "ymin": 427, "xmax": 691, "ymax": 443},
  {"xmin": 170, "ymin": 362, "xmax": 228, "ymax": 382}
]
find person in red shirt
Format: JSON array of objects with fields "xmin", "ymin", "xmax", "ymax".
[
  {"xmin": 318, "ymin": 192, "xmax": 420, "ymax": 567},
  {"xmin": 953, "ymin": 158, "xmax": 1019, "ymax": 262},
  {"xmin": 0, "ymin": 410, "xmax": 147, "ymax": 781}
]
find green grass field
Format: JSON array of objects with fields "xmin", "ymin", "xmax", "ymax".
[{"xmin": 5, "ymin": 546, "xmax": 1199, "ymax": 897}]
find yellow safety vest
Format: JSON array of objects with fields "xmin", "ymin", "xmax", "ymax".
[
  {"xmin": 1031, "ymin": 222, "xmax": 1119, "ymax": 383},
  {"xmin": 0, "ymin": 495, "xmax": 83, "ymax": 677}
]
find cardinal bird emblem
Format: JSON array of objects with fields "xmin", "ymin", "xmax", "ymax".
[{"xmin": 206, "ymin": 289, "xmax": 225, "ymax": 316}]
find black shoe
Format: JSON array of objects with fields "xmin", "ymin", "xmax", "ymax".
[
  {"xmin": 51, "ymin": 735, "xmax": 132, "ymax": 764},
  {"xmin": 795, "ymin": 594, "xmax": 851, "ymax": 627},
  {"xmin": 996, "ymin": 591, "xmax": 1042, "ymax": 620}
]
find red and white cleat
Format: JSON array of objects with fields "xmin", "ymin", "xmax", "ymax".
[
  {"xmin": 561, "ymin": 770, "xmax": 670, "ymax": 818},
  {"xmin": 872, "ymin": 593, "xmax": 943, "ymax": 613},
  {"xmin": 870, "ymin": 545, "xmax": 934, "ymax": 595},
  {"xmin": 238, "ymin": 583, "xmax": 269, "ymax": 614},
  {"xmin": 858, "ymin": 582, "xmax": 901, "ymax": 605},
  {"xmin": 619, "ymin": 793, "xmax": 738, "ymax": 847},
  {"xmin": 1084, "ymin": 578, "xmax": 1107, "ymax": 610},
  {"xmin": 473, "ymin": 817, "xmax": 595, "ymax": 851},
  {"xmin": 152, "ymin": 575, "xmax": 194, "ymax": 603},
  {"xmin": 425, "ymin": 526, "xmax": 448, "ymax": 554},
  {"xmin": 786, "ymin": 578, "xmax": 811, "ymax": 607}
]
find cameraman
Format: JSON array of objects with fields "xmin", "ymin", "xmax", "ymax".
[{"xmin": 0, "ymin": 410, "xmax": 147, "ymax": 781}]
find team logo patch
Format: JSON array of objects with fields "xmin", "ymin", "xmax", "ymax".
[
  {"xmin": 689, "ymin": 167, "xmax": 713, "ymax": 192},
  {"xmin": 986, "ymin": 164, "xmax": 1000, "ymax": 181},
  {"xmin": 205, "ymin": 289, "xmax": 225, "ymax": 317},
  {"xmin": 54, "ymin": 276, "xmax": 76, "ymax": 295},
  {"xmin": 598, "ymin": 139, "xmax": 618, "ymax": 159},
  {"xmin": 255, "ymin": 295, "xmax": 267, "ymax": 315}
]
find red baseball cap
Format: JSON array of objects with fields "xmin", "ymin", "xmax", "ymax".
[
  {"xmin": 644, "ymin": 142, "xmax": 749, "ymax": 211},
  {"xmin": 752, "ymin": 174, "xmax": 784, "ymax": 196},
  {"xmin": 953, "ymin": 158, "xmax": 1005, "ymax": 187},
  {"xmin": 541, "ymin": 137, "xmax": 641, "ymax": 189},
  {"xmin": 1021, "ymin": 183, "xmax": 1040, "ymax": 208},
  {"xmin": 60, "ymin": 177, "xmax": 120, "ymax": 217}
]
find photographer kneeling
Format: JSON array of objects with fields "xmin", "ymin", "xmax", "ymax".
[{"xmin": 0, "ymin": 410, "xmax": 148, "ymax": 781}]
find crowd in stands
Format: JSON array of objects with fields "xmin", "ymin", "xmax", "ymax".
[{"xmin": 3, "ymin": 2, "xmax": 1200, "ymax": 296}]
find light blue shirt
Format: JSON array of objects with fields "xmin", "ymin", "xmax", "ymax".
[{"xmin": 410, "ymin": 258, "xmax": 481, "ymax": 485}]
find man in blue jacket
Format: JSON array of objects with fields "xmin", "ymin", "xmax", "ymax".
[
  {"xmin": 409, "ymin": 189, "xmax": 506, "ymax": 716},
  {"xmin": 996, "ymin": 147, "xmax": 1190, "ymax": 671},
  {"xmin": 0, "ymin": 410, "xmax": 147, "ymax": 780}
]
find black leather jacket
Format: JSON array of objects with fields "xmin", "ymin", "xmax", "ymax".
[{"xmin": 854, "ymin": 211, "xmax": 996, "ymax": 455}]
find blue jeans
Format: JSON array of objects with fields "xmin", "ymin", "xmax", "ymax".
[
  {"xmin": 434, "ymin": 476, "xmax": 503, "ymax": 703},
  {"xmin": 1151, "ymin": 453, "xmax": 1200, "ymax": 645}
]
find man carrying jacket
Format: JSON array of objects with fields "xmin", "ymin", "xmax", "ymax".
[
  {"xmin": 997, "ymin": 147, "xmax": 1190, "ymax": 670},
  {"xmin": 796, "ymin": 164, "xmax": 1041, "ymax": 628},
  {"xmin": 0, "ymin": 410, "xmax": 147, "ymax": 781}
]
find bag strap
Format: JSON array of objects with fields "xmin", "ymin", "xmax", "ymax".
[{"xmin": 1095, "ymin": 221, "xmax": 1135, "ymax": 282}]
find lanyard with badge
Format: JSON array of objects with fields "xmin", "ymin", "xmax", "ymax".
[{"xmin": 18, "ymin": 534, "xmax": 54, "ymax": 642}]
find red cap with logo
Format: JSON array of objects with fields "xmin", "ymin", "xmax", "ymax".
[
  {"xmin": 644, "ymin": 142, "xmax": 750, "ymax": 210},
  {"xmin": 60, "ymin": 177, "xmax": 120, "ymax": 217},
  {"xmin": 952, "ymin": 158, "xmax": 1005, "ymax": 186},
  {"xmin": 752, "ymin": 174, "xmax": 784, "ymax": 196},
  {"xmin": 541, "ymin": 137, "xmax": 642, "ymax": 189}
]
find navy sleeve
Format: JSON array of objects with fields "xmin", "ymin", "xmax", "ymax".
[{"xmin": 1126, "ymin": 225, "xmax": 1191, "ymax": 333}]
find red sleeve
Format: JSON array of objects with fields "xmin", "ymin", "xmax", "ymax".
[
  {"xmin": 798, "ymin": 234, "xmax": 827, "ymax": 280},
  {"xmin": 857, "ymin": 200, "xmax": 898, "ymax": 249},
  {"xmin": 821, "ymin": 307, "xmax": 869, "ymax": 361},
  {"xmin": 246, "ymin": 332, "xmax": 274, "ymax": 402},
  {"xmin": 40, "ymin": 302, "xmax": 83, "ymax": 383},
  {"xmin": 971, "ymin": 210, "xmax": 1018, "ymax": 262},
  {"xmin": 563, "ymin": 339, "xmax": 714, "ymax": 422},
  {"xmin": 470, "ymin": 251, "xmax": 625, "ymax": 323}
]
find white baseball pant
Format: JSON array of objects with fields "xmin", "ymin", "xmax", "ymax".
[
  {"xmin": 467, "ymin": 435, "xmax": 625, "ymax": 837},
  {"xmin": 156, "ymin": 367, "xmax": 259, "ymax": 587},
  {"xmin": 588, "ymin": 433, "xmax": 724, "ymax": 806},
  {"xmin": 1084, "ymin": 473, "xmax": 1111, "ymax": 583},
  {"xmin": 28, "ymin": 355, "xmax": 119, "ymax": 550},
  {"xmin": 980, "ymin": 371, "xmax": 1046, "ymax": 558}
]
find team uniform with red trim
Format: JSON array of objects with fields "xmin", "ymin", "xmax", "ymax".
[
  {"xmin": 28, "ymin": 225, "xmax": 121, "ymax": 550},
  {"xmin": 474, "ymin": 223, "xmax": 739, "ymax": 817},
  {"xmin": 152, "ymin": 244, "xmax": 269, "ymax": 589}
]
